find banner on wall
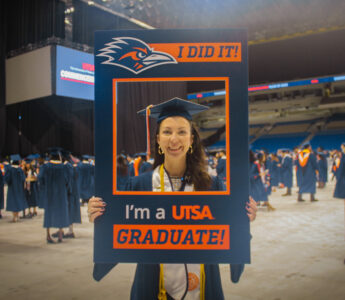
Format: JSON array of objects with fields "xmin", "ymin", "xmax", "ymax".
[{"xmin": 94, "ymin": 29, "xmax": 249, "ymax": 264}]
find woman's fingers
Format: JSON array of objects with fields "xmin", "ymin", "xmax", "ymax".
[
  {"xmin": 246, "ymin": 196, "xmax": 257, "ymax": 222},
  {"xmin": 88, "ymin": 196, "xmax": 106, "ymax": 223},
  {"xmin": 89, "ymin": 211, "xmax": 104, "ymax": 223}
]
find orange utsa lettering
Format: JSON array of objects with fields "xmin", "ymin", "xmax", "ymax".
[{"xmin": 172, "ymin": 205, "xmax": 215, "ymax": 220}]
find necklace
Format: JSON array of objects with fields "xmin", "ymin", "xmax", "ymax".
[{"xmin": 160, "ymin": 164, "xmax": 186, "ymax": 192}]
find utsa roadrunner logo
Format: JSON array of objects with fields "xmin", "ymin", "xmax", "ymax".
[{"xmin": 97, "ymin": 37, "xmax": 177, "ymax": 74}]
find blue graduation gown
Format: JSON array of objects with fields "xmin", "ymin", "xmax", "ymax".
[
  {"xmin": 93, "ymin": 172, "xmax": 244, "ymax": 299},
  {"xmin": 117, "ymin": 172, "xmax": 129, "ymax": 191},
  {"xmin": 42, "ymin": 162, "xmax": 70, "ymax": 228},
  {"xmin": 139, "ymin": 161, "xmax": 152, "ymax": 174},
  {"xmin": 294, "ymin": 156, "xmax": 302, "ymax": 188},
  {"xmin": 317, "ymin": 154, "xmax": 328, "ymax": 184},
  {"xmin": 26, "ymin": 180, "xmax": 38, "ymax": 208},
  {"xmin": 269, "ymin": 159, "xmax": 279, "ymax": 187},
  {"xmin": 299, "ymin": 153, "xmax": 318, "ymax": 194},
  {"xmin": 333, "ymin": 154, "xmax": 345, "ymax": 198},
  {"xmin": 5, "ymin": 166, "xmax": 28, "ymax": 212},
  {"xmin": 37, "ymin": 163, "xmax": 48, "ymax": 209},
  {"xmin": 66, "ymin": 163, "xmax": 81, "ymax": 224},
  {"xmin": 128, "ymin": 162, "xmax": 135, "ymax": 177},
  {"xmin": 78, "ymin": 162, "xmax": 95, "ymax": 200},
  {"xmin": 281, "ymin": 156, "xmax": 293, "ymax": 188},
  {"xmin": 0, "ymin": 170, "xmax": 5, "ymax": 210},
  {"xmin": 216, "ymin": 158, "xmax": 226, "ymax": 181},
  {"xmin": 249, "ymin": 162, "xmax": 268, "ymax": 202}
]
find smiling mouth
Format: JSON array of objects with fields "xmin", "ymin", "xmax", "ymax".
[{"xmin": 168, "ymin": 146, "xmax": 183, "ymax": 153}]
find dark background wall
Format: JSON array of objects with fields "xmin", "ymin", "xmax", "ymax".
[{"xmin": 1, "ymin": 0, "xmax": 344, "ymax": 156}]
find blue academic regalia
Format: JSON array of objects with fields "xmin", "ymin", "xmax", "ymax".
[
  {"xmin": 26, "ymin": 179, "xmax": 38, "ymax": 208},
  {"xmin": 66, "ymin": 163, "xmax": 81, "ymax": 224},
  {"xmin": 281, "ymin": 156, "xmax": 293, "ymax": 188},
  {"xmin": 333, "ymin": 153, "xmax": 345, "ymax": 199},
  {"xmin": 216, "ymin": 157, "xmax": 226, "ymax": 181},
  {"xmin": 317, "ymin": 154, "xmax": 328, "ymax": 184},
  {"xmin": 298, "ymin": 153, "xmax": 318, "ymax": 194},
  {"xmin": 278, "ymin": 155, "xmax": 283, "ymax": 185},
  {"xmin": 0, "ymin": 170, "xmax": 4, "ymax": 210},
  {"xmin": 294, "ymin": 156, "xmax": 302, "ymax": 188},
  {"xmin": 37, "ymin": 163, "xmax": 48, "ymax": 209},
  {"xmin": 128, "ymin": 162, "xmax": 135, "ymax": 177},
  {"xmin": 139, "ymin": 161, "xmax": 152, "ymax": 174},
  {"xmin": 269, "ymin": 159, "xmax": 279, "ymax": 187},
  {"xmin": 78, "ymin": 162, "xmax": 95, "ymax": 200},
  {"xmin": 42, "ymin": 162, "xmax": 71, "ymax": 228},
  {"xmin": 93, "ymin": 171, "xmax": 244, "ymax": 299},
  {"xmin": 5, "ymin": 166, "xmax": 28, "ymax": 212},
  {"xmin": 117, "ymin": 171, "xmax": 129, "ymax": 191},
  {"xmin": 249, "ymin": 162, "xmax": 268, "ymax": 202}
]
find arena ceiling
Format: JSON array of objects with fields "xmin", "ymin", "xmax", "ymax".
[
  {"xmin": 89, "ymin": 0, "xmax": 345, "ymax": 42},
  {"xmin": 86, "ymin": 0, "xmax": 345, "ymax": 140}
]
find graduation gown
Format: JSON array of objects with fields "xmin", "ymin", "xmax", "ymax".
[
  {"xmin": 5, "ymin": 166, "xmax": 28, "ymax": 212},
  {"xmin": 66, "ymin": 163, "xmax": 81, "ymax": 224},
  {"xmin": 0, "ymin": 170, "xmax": 5, "ymax": 210},
  {"xmin": 93, "ymin": 171, "xmax": 244, "ymax": 299},
  {"xmin": 42, "ymin": 162, "xmax": 71, "ymax": 228},
  {"xmin": 298, "ymin": 153, "xmax": 318, "ymax": 194},
  {"xmin": 281, "ymin": 155, "xmax": 293, "ymax": 188},
  {"xmin": 294, "ymin": 156, "xmax": 302, "ymax": 188},
  {"xmin": 269, "ymin": 159, "xmax": 279, "ymax": 187},
  {"xmin": 317, "ymin": 154, "xmax": 328, "ymax": 184},
  {"xmin": 139, "ymin": 161, "xmax": 153, "ymax": 174},
  {"xmin": 216, "ymin": 157, "xmax": 226, "ymax": 181},
  {"xmin": 37, "ymin": 163, "xmax": 48, "ymax": 209},
  {"xmin": 249, "ymin": 162, "xmax": 268, "ymax": 202},
  {"xmin": 333, "ymin": 153, "xmax": 345, "ymax": 199},
  {"xmin": 78, "ymin": 162, "xmax": 95, "ymax": 200}
]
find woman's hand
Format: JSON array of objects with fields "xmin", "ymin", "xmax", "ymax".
[
  {"xmin": 88, "ymin": 196, "xmax": 106, "ymax": 223},
  {"xmin": 246, "ymin": 196, "xmax": 257, "ymax": 222}
]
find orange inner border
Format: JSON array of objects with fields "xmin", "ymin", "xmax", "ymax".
[{"xmin": 113, "ymin": 77, "xmax": 230, "ymax": 195}]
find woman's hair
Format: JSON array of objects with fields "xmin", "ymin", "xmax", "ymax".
[
  {"xmin": 117, "ymin": 155, "xmax": 128, "ymax": 176},
  {"xmin": 153, "ymin": 121, "xmax": 212, "ymax": 191},
  {"xmin": 249, "ymin": 150, "xmax": 256, "ymax": 163}
]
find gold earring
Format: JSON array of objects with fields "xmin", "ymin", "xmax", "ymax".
[
  {"xmin": 158, "ymin": 145, "xmax": 164, "ymax": 155},
  {"xmin": 188, "ymin": 145, "xmax": 193, "ymax": 154}
]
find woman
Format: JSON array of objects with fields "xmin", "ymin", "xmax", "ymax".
[
  {"xmin": 250, "ymin": 151, "xmax": 275, "ymax": 211},
  {"xmin": 88, "ymin": 98, "xmax": 257, "ymax": 299}
]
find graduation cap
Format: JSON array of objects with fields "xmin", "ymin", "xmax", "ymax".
[
  {"xmin": 135, "ymin": 152, "xmax": 147, "ymax": 157},
  {"xmin": 82, "ymin": 155, "xmax": 94, "ymax": 160},
  {"xmin": 47, "ymin": 147, "xmax": 63, "ymax": 153},
  {"xmin": 137, "ymin": 97, "xmax": 209, "ymax": 123},
  {"xmin": 10, "ymin": 154, "xmax": 22, "ymax": 163},
  {"xmin": 26, "ymin": 154, "xmax": 40, "ymax": 161}
]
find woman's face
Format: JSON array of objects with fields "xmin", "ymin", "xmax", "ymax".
[{"xmin": 157, "ymin": 116, "xmax": 193, "ymax": 160}]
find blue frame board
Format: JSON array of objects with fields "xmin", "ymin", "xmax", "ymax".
[{"xmin": 94, "ymin": 29, "xmax": 250, "ymax": 264}]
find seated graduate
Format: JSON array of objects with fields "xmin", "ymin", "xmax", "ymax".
[{"xmin": 88, "ymin": 97, "xmax": 257, "ymax": 300}]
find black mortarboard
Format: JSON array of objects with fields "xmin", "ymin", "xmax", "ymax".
[
  {"xmin": 27, "ymin": 154, "xmax": 40, "ymax": 160},
  {"xmin": 137, "ymin": 97, "xmax": 209, "ymax": 123},
  {"xmin": 10, "ymin": 154, "xmax": 21, "ymax": 162},
  {"xmin": 135, "ymin": 152, "xmax": 147, "ymax": 157}
]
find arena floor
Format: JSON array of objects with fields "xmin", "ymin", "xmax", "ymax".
[{"xmin": 0, "ymin": 180, "xmax": 344, "ymax": 300}]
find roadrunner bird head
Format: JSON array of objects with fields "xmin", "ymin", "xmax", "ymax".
[{"xmin": 97, "ymin": 37, "xmax": 177, "ymax": 74}]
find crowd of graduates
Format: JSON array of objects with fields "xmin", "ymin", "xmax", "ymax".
[
  {"xmin": 0, "ymin": 151, "xmax": 95, "ymax": 243},
  {"xmin": 249, "ymin": 142, "xmax": 345, "ymax": 211},
  {"xmin": 0, "ymin": 142, "xmax": 344, "ymax": 243}
]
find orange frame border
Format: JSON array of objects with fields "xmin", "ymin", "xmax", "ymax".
[{"xmin": 112, "ymin": 77, "xmax": 230, "ymax": 195}]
